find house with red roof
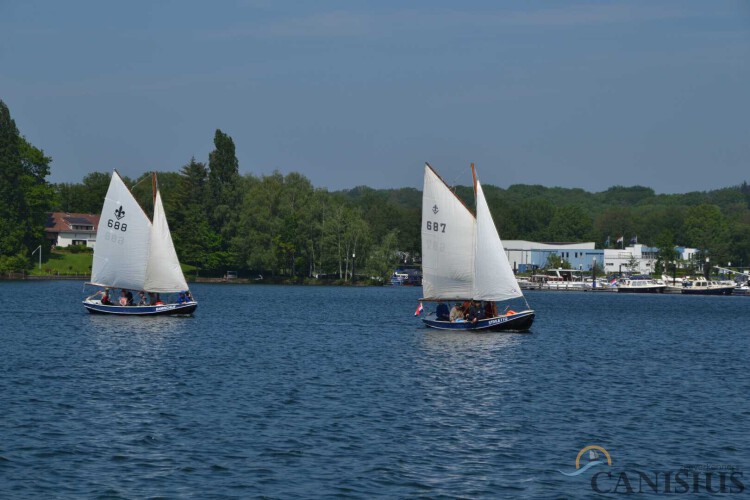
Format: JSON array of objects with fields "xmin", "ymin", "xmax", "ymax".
[{"xmin": 45, "ymin": 212, "xmax": 100, "ymax": 248}]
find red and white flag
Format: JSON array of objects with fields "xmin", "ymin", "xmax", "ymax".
[{"xmin": 414, "ymin": 302, "xmax": 424, "ymax": 316}]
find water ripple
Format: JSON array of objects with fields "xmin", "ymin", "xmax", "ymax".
[{"xmin": 0, "ymin": 282, "xmax": 748, "ymax": 497}]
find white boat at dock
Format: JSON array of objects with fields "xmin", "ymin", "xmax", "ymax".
[
  {"xmin": 681, "ymin": 277, "xmax": 735, "ymax": 295},
  {"xmin": 616, "ymin": 275, "xmax": 666, "ymax": 293}
]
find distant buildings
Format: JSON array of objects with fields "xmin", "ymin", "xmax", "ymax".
[
  {"xmin": 503, "ymin": 240, "xmax": 698, "ymax": 276},
  {"xmin": 45, "ymin": 212, "xmax": 100, "ymax": 248},
  {"xmin": 503, "ymin": 240, "xmax": 602, "ymax": 273},
  {"xmin": 603, "ymin": 244, "xmax": 658, "ymax": 275}
]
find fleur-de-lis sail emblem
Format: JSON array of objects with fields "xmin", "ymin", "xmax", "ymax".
[
  {"xmin": 432, "ymin": 204, "xmax": 439, "ymax": 214},
  {"xmin": 114, "ymin": 206, "xmax": 126, "ymax": 220}
]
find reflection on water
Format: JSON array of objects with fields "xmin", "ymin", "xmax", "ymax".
[
  {"xmin": 85, "ymin": 314, "xmax": 191, "ymax": 354},
  {"xmin": 86, "ymin": 314, "xmax": 190, "ymax": 337},
  {"xmin": 419, "ymin": 328, "xmax": 527, "ymax": 355}
]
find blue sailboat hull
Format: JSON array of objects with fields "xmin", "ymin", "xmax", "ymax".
[
  {"xmin": 422, "ymin": 310, "xmax": 535, "ymax": 332},
  {"xmin": 83, "ymin": 301, "xmax": 198, "ymax": 316}
]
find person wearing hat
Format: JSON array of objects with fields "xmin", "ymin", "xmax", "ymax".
[{"xmin": 449, "ymin": 302, "xmax": 464, "ymax": 322}]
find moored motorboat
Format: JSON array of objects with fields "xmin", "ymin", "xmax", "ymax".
[
  {"xmin": 681, "ymin": 277, "xmax": 735, "ymax": 296},
  {"xmin": 616, "ymin": 275, "xmax": 666, "ymax": 293}
]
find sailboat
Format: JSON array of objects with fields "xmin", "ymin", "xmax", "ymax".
[
  {"xmin": 82, "ymin": 170, "xmax": 197, "ymax": 316},
  {"xmin": 419, "ymin": 163, "xmax": 534, "ymax": 332}
]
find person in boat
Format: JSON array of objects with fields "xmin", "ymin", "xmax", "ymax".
[
  {"xmin": 137, "ymin": 291, "xmax": 148, "ymax": 306},
  {"xmin": 435, "ymin": 302, "xmax": 450, "ymax": 321},
  {"xmin": 462, "ymin": 300, "xmax": 472, "ymax": 319},
  {"xmin": 185, "ymin": 291, "xmax": 193, "ymax": 302},
  {"xmin": 449, "ymin": 303, "xmax": 463, "ymax": 322},
  {"xmin": 119, "ymin": 289, "xmax": 128, "ymax": 306},
  {"xmin": 483, "ymin": 301, "xmax": 496, "ymax": 319},
  {"xmin": 178, "ymin": 292, "xmax": 187, "ymax": 304},
  {"xmin": 94, "ymin": 289, "xmax": 112, "ymax": 305},
  {"xmin": 125, "ymin": 290, "xmax": 134, "ymax": 306},
  {"xmin": 467, "ymin": 301, "xmax": 483, "ymax": 324},
  {"xmin": 154, "ymin": 293, "xmax": 163, "ymax": 305}
]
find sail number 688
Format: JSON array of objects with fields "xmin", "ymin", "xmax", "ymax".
[
  {"xmin": 426, "ymin": 221, "xmax": 446, "ymax": 233},
  {"xmin": 107, "ymin": 219, "xmax": 128, "ymax": 232}
]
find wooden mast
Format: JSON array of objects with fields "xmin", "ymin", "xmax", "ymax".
[
  {"xmin": 151, "ymin": 172, "xmax": 157, "ymax": 205},
  {"xmin": 471, "ymin": 163, "xmax": 477, "ymax": 198}
]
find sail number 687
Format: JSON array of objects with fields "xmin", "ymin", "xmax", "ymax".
[{"xmin": 426, "ymin": 221, "xmax": 446, "ymax": 233}]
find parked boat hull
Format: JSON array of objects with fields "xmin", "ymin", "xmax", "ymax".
[
  {"xmin": 616, "ymin": 286, "xmax": 665, "ymax": 293},
  {"xmin": 681, "ymin": 287, "xmax": 734, "ymax": 296},
  {"xmin": 423, "ymin": 310, "xmax": 535, "ymax": 332},
  {"xmin": 83, "ymin": 300, "xmax": 198, "ymax": 316}
]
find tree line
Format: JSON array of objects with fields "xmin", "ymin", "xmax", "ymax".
[{"xmin": 2, "ymin": 99, "xmax": 749, "ymax": 278}]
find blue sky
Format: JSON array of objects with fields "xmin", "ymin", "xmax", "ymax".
[{"xmin": 1, "ymin": 1, "xmax": 748, "ymax": 193}]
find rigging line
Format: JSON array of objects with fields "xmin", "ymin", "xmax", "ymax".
[
  {"xmin": 129, "ymin": 173, "xmax": 151, "ymax": 191},
  {"xmin": 446, "ymin": 169, "xmax": 465, "ymax": 192}
]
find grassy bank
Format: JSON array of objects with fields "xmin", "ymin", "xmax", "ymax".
[
  {"xmin": 28, "ymin": 249, "xmax": 198, "ymax": 277},
  {"xmin": 29, "ymin": 250, "xmax": 93, "ymax": 276}
]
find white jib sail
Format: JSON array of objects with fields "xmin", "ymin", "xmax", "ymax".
[
  {"xmin": 421, "ymin": 164, "xmax": 476, "ymax": 300},
  {"xmin": 90, "ymin": 171, "xmax": 152, "ymax": 290},
  {"xmin": 144, "ymin": 190, "xmax": 189, "ymax": 293},
  {"xmin": 473, "ymin": 180, "xmax": 524, "ymax": 302}
]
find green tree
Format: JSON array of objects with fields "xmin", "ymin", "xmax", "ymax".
[
  {"xmin": 171, "ymin": 159, "xmax": 222, "ymax": 272},
  {"xmin": 0, "ymin": 100, "xmax": 25, "ymax": 265},
  {"xmin": 207, "ymin": 129, "xmax": 242, "ymax": 256},
  {"xmin": 368, "ymin": 229, "xmax": 400, "ymax": 283},
  {"xmin": 0, "ymin": 101, "xmax": 54, "ymax": 271},
  {"xmin": 543, "ymin": 253, "xmax": 569, "ymax": 269},
  {"xmin": 547, "ymin": 205, "xmax": 593, "ymax": 242},
  {"xmin": 17, "ymin": 137, "xmax": 54, "ymax": 254},
  {"xmin": 653, "ymin": 230, "xmax": 679, "ymax": 275},
  {"xmin": 684, "ymin": 204, "xmax": 730, "ymax": 266},
  {"xmin": 514, "ymin": 198, "xmax": 555, "ymax": 241}
]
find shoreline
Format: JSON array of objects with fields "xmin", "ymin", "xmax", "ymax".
[{"xmin": 0, "ymin": 274, "xmax": 382, "ymax": 286}]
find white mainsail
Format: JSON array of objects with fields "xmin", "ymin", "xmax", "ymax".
[
  {"xmin": 90, "ymin": 171, "xmax": 152, "ymax": 290},
  {"xmin": 144, "ymin": 190, "xmax": 189, "ymax": 293},
  {"xmin": 421, "ymin": 164, "xmax": 476, "ymax": 300},
  {"xmin": 473, "ymin": 179, "xmax": 523, "ymax": 302}
]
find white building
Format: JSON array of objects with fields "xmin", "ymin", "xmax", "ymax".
[
  {"xmin": 45, "ymin": 212, "xmax": 100, "ymax": 248},
  {"xmin": 503, "ymin": 240, "xmax": 599, "ymax": 273},
  {"xmin": 604, "ymin": 244, "xmax": 665, "ymax": 275}
]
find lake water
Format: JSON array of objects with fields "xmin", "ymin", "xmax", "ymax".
[{"xmin": 1, "ymin": 281, "xmax": 748, "ymax": 498}]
